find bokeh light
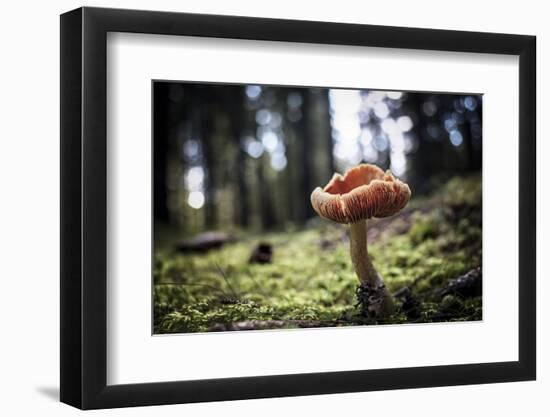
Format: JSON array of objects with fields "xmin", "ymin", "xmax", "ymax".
[{"xmin": 187, "ymin": 191, "xmax": 205, "ymax": 209}]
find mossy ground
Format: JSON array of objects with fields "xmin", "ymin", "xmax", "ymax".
[{"xmin": 154, "ymin": 175, "xmax": 482, "ymax": 334}]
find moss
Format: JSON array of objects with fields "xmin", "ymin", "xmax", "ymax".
[
  {"xmin": 154, "ymin": 175, "xmax": 482, "ymax": 333},
  {"xmin": 440, "ymin": 295, "xmax": 464, "ymax": 312},
  {"xmin": 409, "ymin": 216, "xmax": 439, "ymax": 244}
]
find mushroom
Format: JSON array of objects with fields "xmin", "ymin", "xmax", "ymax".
[{"xmin": 310, "ymin": 164, "xmax": 411, "ymax": 318}]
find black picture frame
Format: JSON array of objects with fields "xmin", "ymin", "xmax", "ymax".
[{"xmin": 60, "ymin": 6, "xmax": 536, "ymax": 410}]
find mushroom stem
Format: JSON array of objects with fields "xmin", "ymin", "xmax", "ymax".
[
  {"xmin": 349, "ymin": 220, "xmax": 395, "ymax": 317},
  {"xmin": 349, "ymin": 220, "xmax": 378, "ymax": 285}
]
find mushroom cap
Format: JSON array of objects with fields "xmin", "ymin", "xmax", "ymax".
[{"xmin": 310, "ymin": 164, "xmax": 411, "ymax": 224}]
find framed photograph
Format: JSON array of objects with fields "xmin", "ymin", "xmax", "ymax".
[{"xmin": 60, "ymin": 6, "xmax": 536, "ymax": 409}]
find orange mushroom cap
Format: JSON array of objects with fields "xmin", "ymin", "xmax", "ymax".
[{"xmin": 310, "ymin": 164, "xmax": 411, "ymax": 224}]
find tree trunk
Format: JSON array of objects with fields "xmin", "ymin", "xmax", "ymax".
[
  {"xmin": 197, "ymin": 89, "xmax": 217, "ymax": 229},
  {"xmin": 258, "ymin": 154, "xmax": 275, "ymax": 229},
  {"xmin": 152, "ymin": 83, "xmax": 170, "ymax": 224},
  {"xmin": 228, "ymin": 88, "xmax": 249, "ymax": 227},
  {"xmin": 294, "ymin": 90, "xmax": 315, "ymax": 222}
]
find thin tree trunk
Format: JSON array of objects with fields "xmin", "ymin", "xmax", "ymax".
[
  {"xmin": 153, "ymin": 83, "xmax": 170, "ymax": 224},
  {"xmin": 198, "ymin": 91, "xmax": 217, "ymax": 229},
  {"xmin": 228, "ymin": 88, "xmax": 249, "ymax": 227},
  {"xmin": 324, "ymin": 92, "xmax": 335, "ymax": 180},
  {"xmin": 258, "ymin": 154, "xmax": 275, "ymax": 229},
  {"xmin": 298, "ymin": 90, "xmax": 315, "ymax": 220}
]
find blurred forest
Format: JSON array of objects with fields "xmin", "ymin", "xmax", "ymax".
[{"xmin": 153, "ymin": 83, "xmax": 482, "ymax": 237}]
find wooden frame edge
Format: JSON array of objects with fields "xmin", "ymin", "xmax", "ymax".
[{"xmin": 60, "ymin": 7, "xmax": 536, "ymax": 410}]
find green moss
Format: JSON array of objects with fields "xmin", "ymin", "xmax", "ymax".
[
  {"xmin": 154, "ymin": 175, "xmax": 482, "ymax": 333},
  {"xmin": 409, "ymin": 216, "xmax": 439, "ymax": 244}
]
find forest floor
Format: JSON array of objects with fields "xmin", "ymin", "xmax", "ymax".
[{"xmin": 154, "ymin": 175, "xmax": 482, "ymax": 334}]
